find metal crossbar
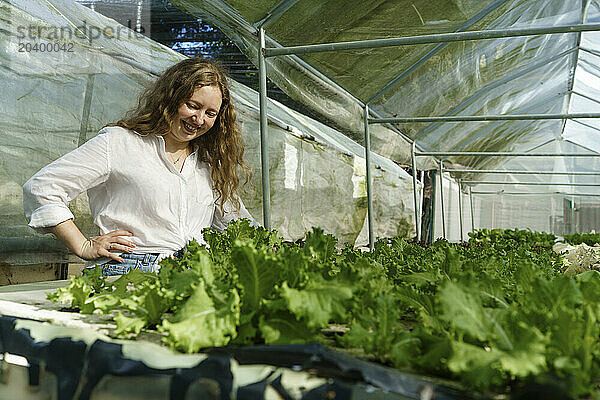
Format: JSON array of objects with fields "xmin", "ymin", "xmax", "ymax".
[
  {"xmin": 264, "ymin": 23, "xmax": 600, "ymax": 57},
  {"xmin": 416, "ymin": 152, "xmax": 600, "ymax": 157},
  {"xmin": 462, "ymin": 181, "xmax": 600, "ymax": 186},
  {"xmin": 370, "ymin": 113, "xmax": 600, "ymax": 124},
  {"xmin": 443, "ymin": 169, "xmax": 600, "ymax": 176},
  {"xmin": 471, "ymin": 191, "xmax": 600, "ymax": 196}
]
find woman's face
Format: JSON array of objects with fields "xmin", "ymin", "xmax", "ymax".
[{"xmin": 168, "ymin": 85, "xmax": 223, "ymax": 145}]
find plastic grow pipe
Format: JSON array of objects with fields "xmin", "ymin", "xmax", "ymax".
[
  {"xmin": 264, "ymin": 23, "xmax": 600, "ymax": 57},
  {"xmin": 442, "ymin": 169, "xmax": 600, "ymax": 175},
  {"xmin": 369, "ymin": 112, "xmax": 600, "ymax": 124},
  {"xmin": 439, "ymin": 160, "xmax": 446, "ymax": 239},
  {"xmin": 458, "ymin": 180, "xmax": 464, "ymax": 242},
  {"xmin": 258, "ymin": 27, "xmax": 272, "ymax": 230},
  {"xmin": 364, "ymin": 105, "xmax": 375, "ymax": 250},
  {"xmin": 411, "ymin": 141, "xmax": 421, "ymax": 241},
  {"xmin": 469, "ymin": 186, "xmax": 475, "ymax": 232}
]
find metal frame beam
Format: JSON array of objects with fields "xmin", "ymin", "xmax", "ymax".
[
  {"xmin": 560, "ymin": 0, "xmax": 590, "ymax": 139},
  {"xmin": 371, "ymin": 113, "xmax": 600, "ymax": 124},
  {"xmin": 258, "ymin": 27, "xmax": 272, "ymax": 229},
  {"xmin": 572, "ymin": 119, "xmax": 600, "ymax": 134},
  {"xmin": 264, "ymin": 23, "xmax": 600, "ymax": 57},
  {"xmin": 563, "ymin": 139, "xmax": 600, "ymax": 155},
  {"xmin": 458, "ymin": 180, "xmax": 464, "ymax": 241},
  {"xmin": 411, "ymin": 142, "xmax": 421, "ymax": 240},
  {"xmin": 472, "ymin": 191, "xmax": 600, "ymax": 197},
  {"xmin": 443, "ymin": 169, "xmax": 600, "ymax": 176},
  {"xmin": 573, "ymin": 90, "xmax": 600, "ymax": 106},
  {"xmin": 364, "ymin": 105, "xmax": 375, "ymax": 249},
  {"xmin": 522, "ymin": 138, "xmax": 555, "ymax": 154},
  {"xmin": 469, "ymin": 186, "xmax": 475, "ymax": 232},
  {"xmin": 463, "ymin": 181, "xmax": 600, "ymax": 186},
  {"xmin": 416, "ymin": 151, "xmax": 600, "ymax": 157},
  {"xmin": 579, "ymin": 46, "xmax": 600, "ymax": 58},
  {"xmin": 438, "ymin": 160, "xmax": 446, "ymax": 239}
]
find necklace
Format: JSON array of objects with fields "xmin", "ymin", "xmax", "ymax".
[{"xmin": 167, "ymin": 148, "xmax": 188, "ymax": 167}]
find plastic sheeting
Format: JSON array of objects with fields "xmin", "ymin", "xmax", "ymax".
[
  {"xmin": 0, "ymin": 0, "xmax": 417, "ymax": 263},
  {"xmin": 169, "ymin": 0, "xmax": 600, "ymax": 236}
]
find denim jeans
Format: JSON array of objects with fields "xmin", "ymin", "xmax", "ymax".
[
  {"xmin": 100, "ymin": 253, "xmax": 159, "ymax": 276},
  {"xmin": 95, "ymin": 248, "xmax": 186, "ymax": 276}
]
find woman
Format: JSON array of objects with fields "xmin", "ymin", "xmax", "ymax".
[{"xmin": 23, "ymin": 58, "xmax": 257, "ymax": 275}]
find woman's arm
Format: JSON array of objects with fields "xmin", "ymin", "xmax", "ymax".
[
  {"xmin": 50, "ymin": 219, "xmax": 135, "ymax": 263},
  {"xmin": 23, "ymin": 130, "xmax": 112, "ymax": 233},
  {"xmin": 24, "ymin": 129, "xmax": 135, "ymax": 261}
]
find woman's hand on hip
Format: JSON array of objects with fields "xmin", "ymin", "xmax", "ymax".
[{"xmin": 79, "ymin": 230, "xmax": 136, "ymax": 262}]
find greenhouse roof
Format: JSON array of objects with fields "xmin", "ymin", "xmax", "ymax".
[{"xmin": 171, "ymin": 0, "xmax": 600, "ymax": 194}]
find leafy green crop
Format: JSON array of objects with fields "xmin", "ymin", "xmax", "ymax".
[
  {"xmin": 48, "ymin": 224, "xmax": 600, "ymax": 397},
  {"xmin": 565, "ymin": 232, "xmax": 600, "ymax": 246}
]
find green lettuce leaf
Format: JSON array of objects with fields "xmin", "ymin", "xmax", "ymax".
[{"xmin": 280, "ymin": 277, "xmax": 352, "ymax": 329}]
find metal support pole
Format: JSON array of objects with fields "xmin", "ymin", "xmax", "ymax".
[
  {"xmin": 411, "ymin": 141, "xmax": 421, "ymax": 241},
  {"xmin": 258, "ymin": 27, "xmax": 271, "ymax": 230},
  {"xmin": 264, "ymin": 23, "xmax": 600, "ymax": 57},
  {"xmin": 571, "ymin": 198, "xmax": 576, "ymax": 234},
  {"xmin": 469, "ymin": 186, "xmax": 475, "ymax": 233},
  {"xmin": 430, "ymin": 169, "xmax": 437, "ymax": 243},
  {"xmin": 439, "ymin": 160, "xmax": 446, "ymax": 239},
  {"xmin": 369, "ymin": 112, "xmax": 600, "ymax": 124},
  {"xmin": 458, "ymin": 180, "xmax": 464, "ymax": 242},
  {"xmin": 364, "ymin": 105, "xmax": 375, "ymax": 250}
]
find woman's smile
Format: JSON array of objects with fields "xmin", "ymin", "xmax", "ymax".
[
  {"xmin": 167, "ymin": 85, "xmax": 222, "ymax": 145},
  {"xmin": 182, "ymin": 119, "xmax": 200, "ymax": 134}
]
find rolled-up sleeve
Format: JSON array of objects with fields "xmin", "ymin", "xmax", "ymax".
[
  {"xmin": 211, "ymin": 196, "xmax": 261, "ymax": 233},
  {"xmin": 23, "ymin": 130, "xmax": 111, "ymax": 233}
]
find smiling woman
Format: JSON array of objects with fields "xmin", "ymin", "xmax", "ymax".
[
  {"xmin": 171, "ymin": 85, "xmax": 222, "ymax": 150},
  {"xmin": 22, "ymin": 58, "xmax": 258, "ymax": 276}
]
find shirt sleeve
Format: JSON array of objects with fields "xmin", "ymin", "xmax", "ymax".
[
  {"xmin": 211, "ymin": 195, "xmax": 261, "ymax": 233},
  {"xmin": 22, "ymin": 129, "xmax": 111, "ymax": 233}
]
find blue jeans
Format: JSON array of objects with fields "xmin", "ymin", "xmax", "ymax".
[
  {"xmin": 100, "ymin": 253, "xmax": 159, "ymax": 276},
  {"xmin": 96, "ymin": 249, "xmax": 185, "ymax": 276}
]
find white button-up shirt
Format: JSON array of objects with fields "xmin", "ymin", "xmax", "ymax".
[{"xmin": 23, "ymin": 126, "xmax": 256, "ymax": 261}]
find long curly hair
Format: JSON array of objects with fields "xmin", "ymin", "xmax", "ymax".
[{"xmin": 111, "ymin": 58, "xmax": 250, "ymax": 212}]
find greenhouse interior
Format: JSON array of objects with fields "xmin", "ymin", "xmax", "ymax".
[{"xmin": 1, "ymin": 0, "xmax": 600, "ymax": 399}]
